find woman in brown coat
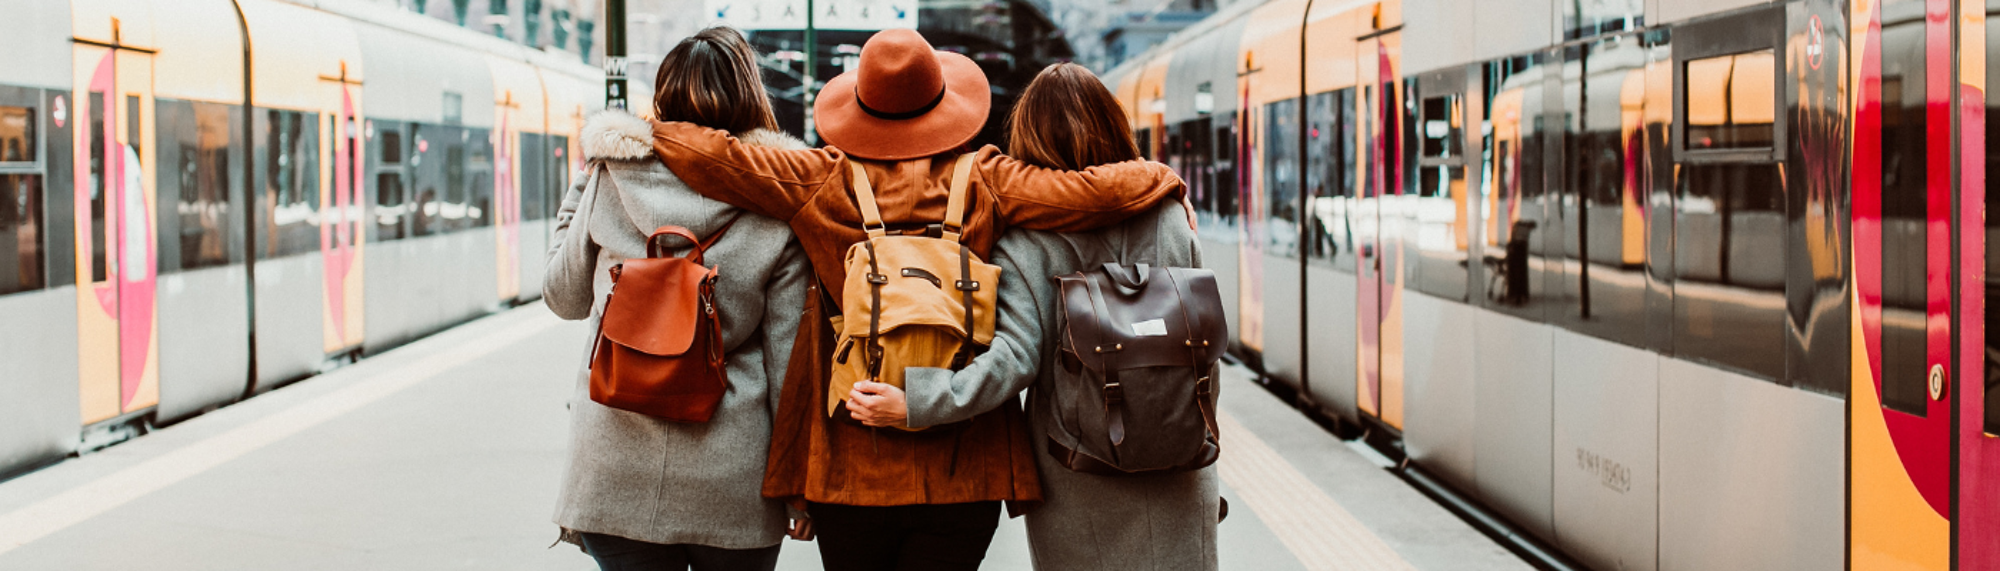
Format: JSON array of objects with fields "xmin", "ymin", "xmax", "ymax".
[{"xmin": 643, "ymin": 29, "xmax": 1187, "ymax": 571}]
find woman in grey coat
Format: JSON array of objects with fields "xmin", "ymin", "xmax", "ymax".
[
  {"xmin": 869, "ymin": 63, "xmax": 1220, "ymax": 571},
  {"xmin": 542, "ymin": 27, "xmax": 811, "ymax": 571}
]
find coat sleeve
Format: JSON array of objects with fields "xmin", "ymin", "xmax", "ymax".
[
  {"xmin": 760, "ymin": 240, "xmax": 811, "ymax": 418},
  {"xmin": 542, "ymin": 163, "xmax": 601, "ymax": 320},
  {"xmin": 979, "ymin": 146, "xmax": 1188, "ymax": 233},
  {"xmin": 902, "ymin": 235, "xmax": 1045, "ymax": 428},
  {"xmin": 651, "ymin": 121, "xmax": 840, "ymax": 221}
]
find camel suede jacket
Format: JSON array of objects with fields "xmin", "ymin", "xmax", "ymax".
[{"xmin": 649, "ymin": 121, "xmax": 1187, "ymax": 511}]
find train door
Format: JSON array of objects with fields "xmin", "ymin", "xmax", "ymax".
[
  {"xmin": 323, "ymin": 62, "xmax": 365, "ymax": 355},
  {"xmin": 1965, "ymin": 0, "xmax": 2000, "ymax": 565},
  {"xmin": 70, "ymin": 15, "xmax": 159, "ymax": 425},
  {"xmin": 1851, "ymin": 0, "xmax": 1953, "ymax": 567},
  {"xmin": 1355, "ymin": 29, "xmax": 1405, "ymax": 429}
]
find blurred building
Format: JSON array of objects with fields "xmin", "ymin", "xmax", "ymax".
[
  {"xmin": 354, "ymin": 0, "xmax": 609, "ymax": 63},
  {"xmin": 1045, "ymin": 0, "xmax": 1229, "ymax": 73},
  {"xmin": 741, "ymin": 0, "xmax": 1077, "ymax": 147}
]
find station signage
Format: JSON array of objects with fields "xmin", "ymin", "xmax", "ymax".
[{"xmin": 703, "ymin": 0, "xmax": 918, "ymax": 31}]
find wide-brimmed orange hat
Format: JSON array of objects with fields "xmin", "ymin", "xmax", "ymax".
[{"xmin": 814, "ymin": 29, "xmax": 990, "ymax": 160}]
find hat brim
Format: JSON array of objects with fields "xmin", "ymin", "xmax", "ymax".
[{"xmin": 814, "ymin": 51, "xmax": 991, "ymax": 161}]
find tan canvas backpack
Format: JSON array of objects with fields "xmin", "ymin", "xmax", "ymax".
[{"xmin": 826, "ymin": 155, "xmax": 1001, "ymax": 430}]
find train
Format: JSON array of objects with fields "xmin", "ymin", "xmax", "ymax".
[
  {"xmin": 1104, "ymin": 0, "xmax": 1997, "ymax": 568},
  {"xmin": 0, "ymin": 0, "xmax": 601, "ymax": 478}
]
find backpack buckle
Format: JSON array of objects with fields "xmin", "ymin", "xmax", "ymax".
[
  {"xmin": 1195, "ymin": 377, "xmax": 1212, "ymax": 397},
  {"xmin": 1103, "ymin": 382, "xmax": 1125, "ymax": 406}
]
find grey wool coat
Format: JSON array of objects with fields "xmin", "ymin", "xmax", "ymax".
[
  {"xmin": 544, "ymin": 110, "xmax": 810, "ymax": 549},
  {"xmin": 903, "ymin": 201, "xmax": 1219, "ymax": 571}
]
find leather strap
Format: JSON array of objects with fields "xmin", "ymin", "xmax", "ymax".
[
  {"xmin": 850, "ymin": 161, "xmax": 887, "ymax": 239},
  {"xmin": 942, "ymin": 154, "xmax": 975, "ymax": 243},
  {"xmin": 864, "ymin": 240, "xmax": 886, "ymax": 380},
  {"xmin": 1083, "ymin": 276, "xmax": 1127, "ymax": 447},
  {"xmin": 1167, "ymin": 269, "xmax": 1220, "ymax": 445},
  {"xmin": 952, "ymin": 243, "xmax": 976, "ymax": 368},
  {"xmin": 646, "ymin": 226, "xmax": 700, "ymax": 259}
]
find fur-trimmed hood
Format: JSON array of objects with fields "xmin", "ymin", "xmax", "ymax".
[{"xmin": 582, "ymin": 109, "xmax": 806, "ymax": 160}]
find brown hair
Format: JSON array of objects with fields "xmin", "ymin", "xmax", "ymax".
[
  {"xmin": 1006, "ymin": 63, "xmax": 1141, "ymax": 170},
  {"xmin": 653, "ymin": 27, "xmax": 779, "ymax": 134}
]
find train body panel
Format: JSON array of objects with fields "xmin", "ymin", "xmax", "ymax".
[{"xmin": 1658, "ymin": 356, "xmax": 1844, "ymax": 570}]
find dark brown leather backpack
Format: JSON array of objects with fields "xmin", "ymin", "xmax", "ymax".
[
  {"xmin": 1047, "ymin": 262, "xmax": 1228, "ymax": 475},
  {"xmin": 589, "ymin": 222, "xmax": 735, "ymax": 422}
]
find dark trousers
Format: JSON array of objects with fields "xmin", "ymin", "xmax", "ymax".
[
  {"xmin": 577, "ymin": 532, "xmax": 781, "ymax": 571},
  {"xmin": 810, "ymin": 501, "xmax": 1002, "ymax": 571}
]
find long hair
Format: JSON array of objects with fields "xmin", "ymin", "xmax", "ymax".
[
  {"xmin": 653, "ymin": 27, "xmax": 779, "ymax": 134},
  {"xmin": 1006, "ymin": 63, "xmax": 1141, "ymax": 170}
]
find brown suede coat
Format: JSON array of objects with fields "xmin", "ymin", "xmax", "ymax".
[{"xmin": 649, "ymin": 121, "xmax": 1185, "ymax": 510}]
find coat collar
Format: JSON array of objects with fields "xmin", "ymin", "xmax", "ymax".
[{"xmin": 583, "ymin": 110, "xmax": 806, "ymax": 161}]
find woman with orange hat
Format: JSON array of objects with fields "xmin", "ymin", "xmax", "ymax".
[
  {"xmin": 643, "ymin": 28, "xmax": 1187, "ymax": 571},
  {"xmin": 896, "ymin": 62, "xmax": 1222, "ymax": 571}
]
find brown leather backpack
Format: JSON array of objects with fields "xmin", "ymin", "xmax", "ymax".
[
  {"xmin": 825, "ymin": 155, "xmax": 1001, "ymax": 430},
  {"xmin": 1046, "ymin": 263, "xmax": 1227, "ymax": 475},
  {"xmin": 589, "ymin": 222, "xmax": 736, "ymax": 422}
]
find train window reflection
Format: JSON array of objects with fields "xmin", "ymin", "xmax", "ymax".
[
  {"xmin": 1420, "ymin": 94, "xmax": 1461, "ymax": 159},
  {"xmin": 1262, "ymin": 98, "xmax": 1301, "ymax": 258},
  {"xmin": 88, "ymin": 90, "xmax": 107, "ymax": 282},
  {"xmin": 260, "ymin": 110, "xmax": 320, "ymax": 258},
  {"xmin": 1307, "ymin": 91, "xmax": 1352, "ymax": 266},
  {"xmin": 0, "ymin": 106, "xmax": 34, "ymax": 163},
  {"xmin": 162, "ymin": 100, "xmax": 238, "ymax": 271},
  {"xmin": 0, "ymin": 174, "xmax": 44, "ymax": 295},
  {"xmin": 1880, "ymin": 16, "xmax": 1929, "ymax": 415},
  {"xmin": 1684, "ymin": 50, "xmax": 1775, "ymax": 150},
  {"xmin": 1480, "ymin": 55, "xmax": 1548, "ymax": 316}
]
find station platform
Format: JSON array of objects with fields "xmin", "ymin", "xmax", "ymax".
[{"xmin": 0, "ymin": 306, "xmax": 1531, "ymax": 571}]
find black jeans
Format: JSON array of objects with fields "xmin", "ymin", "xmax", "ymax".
[
  {"xmin": 809, "ymin": 501, "xmax": 1002, "ymax": 571},
  {"xmin": 577, "ymin": 532, "xmax": 781, "ymax": 571}
]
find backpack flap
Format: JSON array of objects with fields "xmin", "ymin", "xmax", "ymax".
[
  {"xmin": 600, "ymin": 258, "xmax": 712, "ymax": 356},
  {"xmin": 1055, "ymin": 264, "xmax": 1228, "ymax": 372},
  {"xmin": 839, "ymin": 236, "xmax": 1002, "ymax": 342}
]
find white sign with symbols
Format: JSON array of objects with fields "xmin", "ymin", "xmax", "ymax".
[{"xmin": 703, "ymin": 0, "xmax": 917, "ymax": 31}]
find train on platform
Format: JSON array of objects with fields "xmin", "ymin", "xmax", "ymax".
[
  {"xmin": 0, "ymin": 0, "xmax": 600, "ymax": 478},
  {"xmin": 1105, "ymin": 0, "xmax": 1998, "ymax": 568}
]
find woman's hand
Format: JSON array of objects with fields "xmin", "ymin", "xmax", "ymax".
[
  {"xmin": 787, "ymin": 517, "xmax": 815, "ymax": 541},
  {"xmin": 845, "ymin": 381, "xmax": 909, "ymax": 427}
]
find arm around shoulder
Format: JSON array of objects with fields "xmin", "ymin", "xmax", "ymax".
[
  {"xmin": 902, "ymin": 238, "xmax": 1047, "ymax": 428},
  {"xmin": 981, "ymin": 146, "xmax": 1187, "ymax": 233},
  {"xmin": 650, "ymin": 122, "xmax": 838, "ymax": 221}
]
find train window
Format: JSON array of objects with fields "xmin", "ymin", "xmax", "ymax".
[
  {"xmin": 469, "ymin": 130, "xmax": 492, "ymax": 228},
  {"xmin": 260, "ymin": 110, "xmax": 320, "ymax": 258},
  {"xmin": 158, "ymin": 100, "xmax": 239, "ymax": 272},
  {"xmin": 1306, "ymin": 91, "xmax": 1351, "ymax": 267},
  {"xmin": 519, "ymin": 133, "xmax": 547, "ymax": 221},
  {"xmin": 1683, "ymin": 50, "xmax": 1775, "ymax": 151},
  {"xmin": 1985, "ymin": 8, "xmax": 2000, "ymax": 434},
  {"xmin": 1262, "ymin": 98, "xmax": 1302, "ymax": 258},
  {"xmin": 380, "ymin": 130, "xmax": 402, "ymax": 165},
  {"xmin": 1479, "ymin": 54, "xmax": 1551, "ymax": 320},
  {"xmin": 0, "ymin": 174, "xmax": 43, "ymax": 295},
  {"xmin": 88, "ymin": 90, "xmax": 108, "ymax": 282},
  {"xmin": 0, "ymin": 106, "xmax": 34, "ymax": 163},
  {"xmin": 1419, "ymin": 94, "xmax": 1461, "ymax": 159},
  {"xmin": 1554, "ymin": 35, "xmax": 1651, "ymax": 347},
  {"xmin": 1881, "ymin": 10, "xmax": 1929, "ymax": 416},
  {"xmin": 1136, "ymin": 128, "xmax": 1153, "ymax": 161},
  {"xmin": 1413, "ymin": 71, "xmax": 1471, "ymax": 301},
  {"xmin": 1211, "ymin": 123, "xmax": 1237, "ymax": 232}
]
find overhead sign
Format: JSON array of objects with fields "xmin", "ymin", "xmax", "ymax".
[{"xmin": 703, "ymin": 0, "xmax": 918, "ymax": 31}]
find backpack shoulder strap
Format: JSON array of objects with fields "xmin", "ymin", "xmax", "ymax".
[
  {"xmin": 941, "ymin": 154, "xmax": 975, "ymax": 243},
  {"xmin": 849, "ymin": 160, "xmax": 887, "ymax": 239}
]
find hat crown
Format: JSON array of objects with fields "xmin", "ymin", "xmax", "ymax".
[{"xmin": 855, "ymin": 30, "xmax": 946, "ymax": 116}]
